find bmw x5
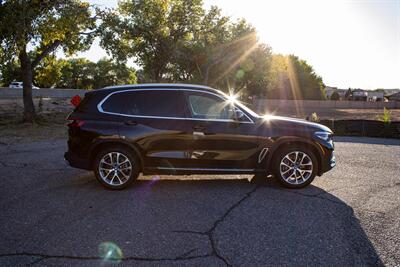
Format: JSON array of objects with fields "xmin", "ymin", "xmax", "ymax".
[{"xmin": 65, "ymin": 84, "xmax": 336, "ymax": 190}]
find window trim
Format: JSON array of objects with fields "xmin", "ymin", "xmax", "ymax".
[{"xmin": 97, "ymin": 88, "xmax": 254, "ymax": 124}]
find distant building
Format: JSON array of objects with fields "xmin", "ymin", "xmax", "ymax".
[
  {"xmin": 325, "ymin": 86, "xmax": 346, "ymax": 100},
  {"xmin": 326, "ymin": 86, "xmax": 385, "ymax": 101},
  {"xmin": 366, "ymin": 91, "xmax": 384, "ymax": 101},
  {"xmin": 351, "ymin": 89, "xmax": 368, "ymax": 101},
  {"xmin": 388, "ymin": 92, "xmax": 400, "ymax": 101}
]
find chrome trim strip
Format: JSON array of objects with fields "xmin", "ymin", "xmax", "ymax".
[
  {"xmin": 156, "ymin": 167, "xmax": 255, "ymax": 172},
  {"xmin": 258, "ymin": 148, "xmax": 269, "ymax": 163},
  {"xmin": 97, "ymin": 88, "xmax": 254, "ymax": 124}
]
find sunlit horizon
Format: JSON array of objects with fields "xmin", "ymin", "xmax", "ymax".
[{"xmin": 84, "ymin": 0, "xmax": 400, "ymax": 90}]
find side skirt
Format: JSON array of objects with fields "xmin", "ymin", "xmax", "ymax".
[{"xmin": 143, "ymin": 167, "xmax": 266, "ymax": 175}]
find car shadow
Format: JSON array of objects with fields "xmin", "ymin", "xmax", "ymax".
[{"xmin": 34, "ymin": 173, "xmax": 384, "ymax": 266}]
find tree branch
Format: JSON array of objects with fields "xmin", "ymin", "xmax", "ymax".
[{"xmin": 31, "ymin": 40, "xmax": 61, "ymax": 68}]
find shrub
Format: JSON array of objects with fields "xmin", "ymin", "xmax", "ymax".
[
  {"xmin": 310, "ymin": 112, "xmax": 320, "ymax": 122},
  {"xmin": 381, "ymin": 107, "xmax": 391, "ymax": 124}
]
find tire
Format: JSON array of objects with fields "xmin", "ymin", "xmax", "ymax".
[
  {"xmin": 93, "ymin": 146, "xmax": 140, "ymax": 190},
  {"xmin": 272, "ymin": 145, "xmax": 318, "ymax": 189}
]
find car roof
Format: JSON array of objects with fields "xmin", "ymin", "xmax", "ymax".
[{"xmin": 93, "ymin": 83, "xmax": 220, "ymax": 95}]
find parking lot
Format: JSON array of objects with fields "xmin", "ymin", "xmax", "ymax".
[{"xmin": 0, "ymin": 136, "xmax": 399, "ymax": 266}]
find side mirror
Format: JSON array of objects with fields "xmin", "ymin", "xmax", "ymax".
[{"xmin": 232, "ymin": 108, "xmax": 246, "ymax": 121}]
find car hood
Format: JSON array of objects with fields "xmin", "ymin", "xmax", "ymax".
[{"xmin": 258, "ymin": 115, "xmax": 332, "ymax": 133}]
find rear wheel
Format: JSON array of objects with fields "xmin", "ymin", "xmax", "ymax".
[
  {"xmin": 94, "ymin": 147, "xmax": 139, "ymax": 190},
  {"xmin": 273, "ymin": 145, "xmax": 318, "ymax": 189}
]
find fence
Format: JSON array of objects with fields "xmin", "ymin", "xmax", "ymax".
[
  {"xmin": 254, "ymin": 99, "xmax": 400, "ymax": 111},
  {"xmin": 0, "ymin": 88, "xmax": 87, "ymax": 99},
  {"xmin": 319, "ymin": 120, "xmax": 400, "ymax": 138}
]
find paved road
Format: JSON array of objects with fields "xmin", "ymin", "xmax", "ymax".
[{"xmin": 0, "ymin": 137, "xmax": 399, "ymax": 266}]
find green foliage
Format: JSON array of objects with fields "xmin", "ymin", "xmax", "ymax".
[
  {"xmin": 93, "ymin": 58, "xmax": 137, "ymax": 88},
  {"xmin": 310, "ymin": 112, "xmax": 320, "ymax": 122},
  {"xmin": 0, "ymin": 0, "xmax": 96, "ymax": 58},
  {"xmin": 381, "ymin": 107, "xmax": 391, "ymax": 124},
  {"xmin": 34, "ymin": 56, "xmax": 65, "ymax": 88},
  {"xmin": 265, "ymin": 54, "xmax": 326, "ymax": 100},
  {"xmin": 0, "ymin": 58, "xmax": 21, "ymax": 86},
  {"xmin": 330, "ymin": 92, "xmax": 340, "ymax": 101},
  {"xmin": 54, "ymin": 57, "xmax": 136, "ymax": 89},
  {"xmin": 57, "ymin": 58, "xmax": 96, "ymax": 89}
]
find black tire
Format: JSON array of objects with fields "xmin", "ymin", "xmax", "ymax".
[
  {"xmin": 93, "ymin": 146, "xmax": 140, "ymax": 190},
  {"xmin": 272, "ymin": 145, "xmax": 318, "ymax": 189}
]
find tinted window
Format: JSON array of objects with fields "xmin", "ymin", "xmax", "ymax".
[
  {"xmin": 102, "ymin": 90, "xmax": 186, "ymax": 118},
  {"xmin": 186, "ymin": 92, "xmax": 234, "ymax": 120},
  {"xmin": 101, "ymin": 92, "xmax": 126, "ymax": 113}
]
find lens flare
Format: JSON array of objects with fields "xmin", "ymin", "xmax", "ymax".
[{"xmin": 98, "ymin": 242, "xmax": 123, "ymax": 263}]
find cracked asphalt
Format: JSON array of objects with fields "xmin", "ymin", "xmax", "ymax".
[{"xmin": 0, "ymin": 136, "xmax": 399, "ymax": 266}]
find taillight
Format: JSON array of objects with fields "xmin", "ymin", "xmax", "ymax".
[
  {"xmin": 71, "ymin": 95, "xmax": 82, "ymax": 107},
  {"xmin": 68, "ymin": 118, "xmax": 85, "ymax": 128}
]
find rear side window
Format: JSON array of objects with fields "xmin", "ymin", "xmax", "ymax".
[{"xmin": 101, "ymin": 90, "xmax": 187, "ymax": 118}]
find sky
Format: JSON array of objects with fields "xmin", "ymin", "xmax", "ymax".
[{"xmin": 84, "ymin": 0, "xmax": 400, "ymax": 89}]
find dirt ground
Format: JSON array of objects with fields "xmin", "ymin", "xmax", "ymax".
[
  {"xmin": 0, "ymin": 98, "xmax": 72, "ymax": 144},
  {"xmin": 263, "ymin": 107, "xmax": 400, "ymax": 121}
]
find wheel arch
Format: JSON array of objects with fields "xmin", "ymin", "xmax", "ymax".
[
  {"xmin": 89, "ymin": 139, "xmax": 144, "ymax": 171},
  {"xmin": 266, "ymin": 137, "xmax": 324, "ymax": 176}
]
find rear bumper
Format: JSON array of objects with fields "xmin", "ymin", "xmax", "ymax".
[{"xmin": 64, "ymin": 151, "xmax": 92, "ymax": 170}]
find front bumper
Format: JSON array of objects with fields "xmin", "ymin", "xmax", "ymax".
[{"xmin": 64, "ymin": 151, "xmax": 92, "ymax": 170}]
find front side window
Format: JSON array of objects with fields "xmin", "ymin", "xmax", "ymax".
[
  {"xmin": 186, "ymin": 92, "xmax": 235, "ymax": 120},
  {"xmin": 101, "ymin": 90, "xmax": 186, "ymax": 118}
]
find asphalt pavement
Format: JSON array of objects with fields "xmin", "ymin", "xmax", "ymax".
[{"xmin": 0, "ymin": 136, "xmax": 399, "ymax": 266}]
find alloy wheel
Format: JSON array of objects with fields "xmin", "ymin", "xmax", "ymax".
[
  {"xmin": 279, "ymin": 151, "xmax": 313, "ymax": 185},
  {"xmin": 99, "ymin": 152, "xmax": 133, "ymax": 186}
]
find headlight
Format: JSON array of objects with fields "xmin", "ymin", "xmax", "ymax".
[{"xmin": 314, "ymin": 131, "xmax": 332, "ymax": 141}]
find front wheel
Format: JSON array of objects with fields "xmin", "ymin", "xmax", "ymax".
[
  {"xmin": 273, "ymin": 145, "xmax": 318, "ymax": 189},
  {"xmin": 93, "ymin": 147, "xmax": 140, "ymax": 190}
]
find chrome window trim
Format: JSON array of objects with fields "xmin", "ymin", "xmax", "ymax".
[{"xmin": 97, "ymin": 88, "xmax": 255, "ymax": 124}]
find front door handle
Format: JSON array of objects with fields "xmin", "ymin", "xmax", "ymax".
[{"xmin": 124, "ymin": 120, "xmax": 137, "ymax": 126}]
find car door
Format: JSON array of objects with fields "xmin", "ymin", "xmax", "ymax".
[
  {"xmin": 183, "ymin": 90, "xmax": 261, "ymax": 172},
  {"xmin": 106, "ymin": 89, "xmax": 194, "ymax": 172}
]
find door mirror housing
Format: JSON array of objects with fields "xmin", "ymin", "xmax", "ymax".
[{"xmin": 232, "ymin": 108, "xmax": 247, "ymax": 122}]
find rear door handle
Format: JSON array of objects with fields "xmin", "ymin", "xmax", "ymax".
[
  {"xmin": 193, "ymin": 125, "xmax": 205, "ymax": 132},
  {"xmin": 193, "ymin": 125, "xmax": 206, "ymax": 136},
  {"xmin": 124, "ymin": 120, "xmax": 137, "ymax": 126}
]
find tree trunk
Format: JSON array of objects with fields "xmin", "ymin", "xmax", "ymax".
[
  {"xmin": 202, "ymin": 65, "xmax": 210, "ymax": 85},
  {"xmin": 18, "ymin": 47, "xmax": 35, "ymax": 122}
]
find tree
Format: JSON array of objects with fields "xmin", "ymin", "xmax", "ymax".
[
  {"xmin": 57, "ymin": 58, "xmax": 96, "ymax": 89},
  {"xmin": 100, "ymin": 0, "xmax": 204, "ymax": 82},
  {"xmin": 345, "ymin": 88, "xmax": 352, "ymax": 100},
  {"xmin": 34, "ymin": 56, "xmax": 65, "ymax": 88},
  {"xmin": 266, "ymin": 54, "xmax": 326, "ymax": 100},
  {"xmin": 93, "ymin": 58, "xmax": 137, "ymax": 89},
  {"xmin": 330, "ymin": 91, "xmax": 340, "ymax": 101},
  {"xmin": 0, "ymin": 0, "xmax": 96, "ymax": 121},
  {"xmin": 100, "ymin": 1, "xmax": 272, "ymax": 96},
  {"xmin": 51, "ymin": 57, "xmax": 137, "ymax": 89}
]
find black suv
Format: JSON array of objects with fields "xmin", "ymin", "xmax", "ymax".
[{"xmin": 65, "ymin": 84, "xmax": 335, "ymax": 190}]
